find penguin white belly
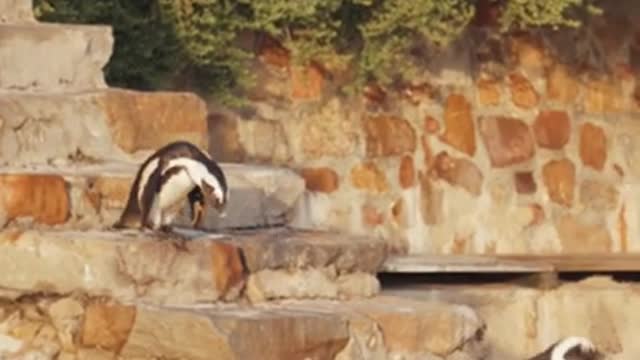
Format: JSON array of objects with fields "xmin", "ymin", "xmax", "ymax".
[{"xmin": 148, "ymin": 169, "xmax": 197, "ymax": 228}]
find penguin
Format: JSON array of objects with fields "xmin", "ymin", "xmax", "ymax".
[
  {"xmin": 527, "ymin": 336, "xmax": 604, "ymax": 360},
  {"xmin": 113, "ymin": 140, "xmax": 229, "ymax": 232}
]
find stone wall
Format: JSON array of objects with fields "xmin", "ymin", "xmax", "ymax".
[{"xmin": 210, "ymin": 1, "xmax": 640, "ymax": 255}]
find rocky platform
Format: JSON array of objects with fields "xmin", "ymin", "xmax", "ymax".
[
  {"xmin": 0, "ymin": 294, "xmax": 486, "ymax": 360},
  {"xmin": 385, "ymin": 276, "xmax": 639, "ymax": 360},
  {"xmin": 0, "ymin": 162, "xmax": 305, "ymax": 230}
]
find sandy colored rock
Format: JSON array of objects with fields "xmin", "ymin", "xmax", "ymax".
[
  {"xmin": 509, "ymin": 34, "xmax": 547, "ymax": 70},
  {"xmin": 579, "ymin": 179, "xmax": 619, "ymax": 211},
  {"xmin": 476, "ymin": 77, "xmax": 501, "ymax": 106},
  {"xmin": 508, "ymin": 72, "xmax": 539, "ymax": 109},
  {"xmin": 300, "ymin": 167, "xmax": 340, "ymax": 193},
  {"xmin": 580, "ymin": 122, "xmax": 607, "ymax": 171},
  {"xmin": 81, "ymin": 303, "xmax": 136, "ymax": 352},
  {"xmin": 479, "ymin": 116, "xmax": 535, "ymax": 168},
  {"xmin": 424, "ymin": 115, "xmax": 440, "ymax": 135},
  {"xmin": 351, "ymin": 162, "xmax": 389, "ymax": 193},
  {"xmin": 433, "ymin": 151, "xmax": 483, "ymax": 196},
  {"xmin": 0, "ymin": 0, "xmax": 35, "ymax": 23},
  {"xmin": 363, "ymin": 115, "xmax": 417, "ymax": 157},
  {"xmin": 514, "ymin": 172, "xmax": 537, "ymax": 194},
  {"xmin": 546, "ymin": 64, "xmax": 580, "ymax": 104},
  {"xmin": 207, "ymin": 113, "xmax": 247, "ymax": 163},
  {"xmin": 301, "ymin": 99, "xmax": 359, "ymax": 159},
  {"xmin": 419, "ymin": 172, "xmax": 444, "ymax": 225},
  {"xmin": 98, "ymin": 89, "xmax": 208, "ymax": 153},
  {"xmin": 532, "ymin": 110, "xmax": 571, "ymax": 149},
  {"xmin": 0, "ymin": 23, "xmax": 112, "ymax": 91},
  {"xmin": 0, "ymin": 174, "xmax": 69, "ymax": 226},
  {"xmin": 542, "ymin": 158, "xmax": 575, "ymax": 207},
  {"xmin": 398, "ymin": 154, "xmax": 416, "ymax": 189},
  {"xmin": 555, "ymin": 213, "xmax": 612, "ymax": 253},
  {"xmin": 362, "ymin": 203, "xmax": 384, "ymax": 227},
  {"xmin": 441, "ymin": 94, "xmax": 476, "ymax": 156}
]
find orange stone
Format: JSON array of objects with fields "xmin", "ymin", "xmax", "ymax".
[
  {"xmin": 440, "ymin": 94, "xmax": 476, "ymax": 156},
  {"xmin": 81, "ymin": 303, "xmax": 136, "ymax": 352},
  {"xmin": 532, "ymin": 110, "xmax": 571, "ymax": 149},
  {"xmin": 300, "ymin": 167, "xmax": 340, "ymax": 193},
  {"xmin": 362, "ymin": 204, "xmax": 384, "ymax": 226},
  {"xmin": 87, "ymin": 176, "xmax": 133, "ymax": 210},
  {"xmin": 0, "ymin": 174, "xmax": 69, "ymax": 225},
  {"xmin": 363, "ymin": 115, "xmax": 417, "ymax": 157},
  {"xmin": 433, "ymin": 151, "xmax": 483, "ymax": 196},
  {"xmin": 476, "ymin": 77, "xmax": 501, "ymax": 106},
  {"xmin": 419, "ymin": 172, "xmax": 443, "ymax": 225},
  {"xmin": 398, "ymin": 155, "xmax": 416, "ymax": 189},
  {"xmin": 542, "ymin": 158, "xmax": 576, "ymax": 207},
  {"xmin": 580, "ymin": 122, "xmax": 607, "ymax": 171},
  {"xmin": 546, "ymin": 64, "xmax": 579, "ymax": 105},
  {"xmin": 619, "ymin": 204, "xmax": 628, "ymax": 252},
  {"xmin": 509, "ymin": 34, "xmax": 547, "ymax": 70},
  {"xmin": 424, "ymin": 116, "xmax": 440, "ymax": 135},
  {"xmin": 514, "ymin": 172, "xmax": 537, "ymax": 194},
  {"xmin": 479, "ymin": 116, "xmax": 535, "ymax": 168},
  {"xmin": 584, "ymin": 79, "xmax": 624, "ymax": 114},
  {"xmin": 291, "ymin": 63, "xmax": 326, "ymax": 100},
  {"xmin": 210, "ymin": 242, "xmax": 245, "ymax": 295},
  {"xmin": 351, "ymin": 162, "xmax": 389, "ymax": 193},
  {"xmin": 508, "ymin": 72, "xmax": 539, "ymax": 109},
  {"xmin": 555, "ymin": 213, "xmax": 612, "ymax": 253}
]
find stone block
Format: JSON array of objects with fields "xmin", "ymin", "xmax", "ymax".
[
  {"xmin": 300, "ymin": 167, "xmax": 340, "ymax": 193},
  {"xmin": 542, "ymin": 158, "xmax": 576, "ymax": 207},
  {"xmin": 0, "ymin": 89, "xmax": 208, "ymax": 165},
  {"xmin": 0, "ymin": 0, "xmax": 34, "ymax": 24},
  {"xmin": 533, "ymin": 110, "xmax": 571, "ymax": 149},
  {"xmin": 479, "ymin": 116, "xmax": 535, "ymax": 168},
  {"xmin": 0, "ymin": 23, "xmax": 112, "ymax": 91},
  {"xmin": 433, "ymin": 151, "xmax": 484, "ymax": 196},
  {"xmin": 0, "ymin": 226, "xmax": 386, "ymax": 305},
  {"xmin": 508, "ymin": 72, "xmax": 539, "ymax": 109},
  {"xmin": 580, "ymin": 122, "xmax": 608, "ymax": 171},
  {"xmin": 351, "ymin": 162, "xmax": 389, "ymax": 193},
  {"xmin": 441, "ymin": 94, "xmax": 476, "ymax": 156},
  {"xmin": 363, "ymin": 114, "xmax": 417, "ymax": 157},
  {"xmin": 0, "ymin": 162, "xmax": 305, "ymax": 231}
]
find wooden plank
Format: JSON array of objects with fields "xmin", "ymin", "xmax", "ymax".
[
  {"xmin": 381, "ymin": 254, "xmax": 553, "ymax": 273},
  {"xmin": 381, "ymin": 253, "xmax": 640, "ymax": 274}
]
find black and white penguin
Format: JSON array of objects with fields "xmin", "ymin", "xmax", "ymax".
[
  {"xmin": 113, "ymin": 140, "xmax": 229, "ymax": 232},
  {"xmin": 527, "ymin": 336, "xmax": 603, "ymax": 360}
]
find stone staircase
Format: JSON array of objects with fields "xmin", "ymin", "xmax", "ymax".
[{"xmin": 0, "ymin": 2, "xmax": 488, "ymax": 360}]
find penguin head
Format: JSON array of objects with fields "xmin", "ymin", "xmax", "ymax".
[{"xmin": 201, "ymin": 180, "xmax": 228, "ymax": 216}]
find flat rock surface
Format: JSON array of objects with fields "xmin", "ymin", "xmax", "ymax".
[
  {"xmin": 0, "ymin": 23, "xmax": 112, "ymax": 91},
  {"xmin": 0, "ymin": 294, "xmax": 486, "ymax": 360},
  {"xmin": 0, "ymin": 161, "xmax": 306, "ymax": 230},
  {"xmin": 0, "ymin": 89, "xmax": 208, "ymax": 165},
  {"xmin": 0, "ymin": 226, "xmax": 387, "ymax": 305},
  {"xmin": 0, "ymin": 0, "xmax": 35, "ymax": 24}
]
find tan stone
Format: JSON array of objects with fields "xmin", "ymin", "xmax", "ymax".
[
  {"xmin": 290, "ymin": 63, "xmax": 326, "ymax": 100},
  {"xmin": 399, "ymin": 155, "xmax": 416, "ymax": 189},
  {"xmin": 580, "ymin": 122, "xmax": 607, "ymax": 171},
  {"xmin": 363, "ymin": 115, "xmax": 417, "ymax": 157},
  {"xmin": 391, "ymin": 198, "xmax": 406, "ymax": 227},
  {"xmin": 419, "ymin": 172, "xmax": 444, "ymax": 225},
  {"xmin": 86, "ymin": 176, "xmax": 132, "ymax": 210},
  {"xmin": 547, "ymin": 64, "xmax": 579, "ymax": 104},
  {"xmin": 362, "ymin": 203, "xmax": 384, "ymax": 227},
  {"xmin": 479, "ymin": 116, "xmax": 535, "ymax": 168},
  {"xmin": 441, "ymin": 94, "xmax": 476, "ymax": 156},
  {"xmin": 514, "ymin": 172, "xmax": 537, "ymax": 194},
  {"xmin": 584, "ymin": 78, "xmax": 624, "ymax": 114},
  {"xmin": 476, "ymin": 77, "xmax": 501, "ymax": 106},
  {"xmin": 0, "ymin": 174, "xmax": 69, "ymax": 226},
  {"xmin": 510, "ymin": 34, "xmax": 547, "ymax": 70},
  {"xmin": 351, "ymin": 162, "xmax": 389, "ymax": 193},
  {"xmin": 533, "ymin": 110, "xmax": 571, "ymax": 149},
  {"xmin": 579, "ymin": 179, "xmax": 619, "ymax": 211},
  {"xmin": 210, "ymin": 242, "xmax": 245, "ymax": 296},
  {"xmin": 98, "ymin": 89, "xmax": 208, "ymax": 153},
  {"xmin": 542, "ymin": 159, "xmax": 576, "ymax": 207},
  {"xmin": 302, "ymin": 99, "xmax": 359, "ymax": 159},
  {"xmin": 207, "ymin": 113, "xmax": 247, "ymax": 162},
  {"xmin": 555, "ymin": 213, "xmax": 612, "ymax": 253},
  {"xmin": 300, "ymin": 167, "xmax": 340, "ymax": 193},
  {"xmin": 81, "ymin": 303, "xmax": 136, "ymax": 352},
  {"xmin": 433, "ymin": 151, "xmax": 483, "ymax": 196},
  {"xmin": 508, "ymin": 72, "xmax": 539, "ymax": 109}
]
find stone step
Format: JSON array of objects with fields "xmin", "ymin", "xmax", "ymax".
[
  {"xmin": 0, "ymin": 88, "xmax": 209, "ymax": 165},
  {"xmin": 0, "ymin": 0, "xmax": 35, "ymax": 24},
  {"xmin": 0, "ymin": 227, "xmax": 385, "ymax": 305},
  {"xmin": 0, "ymin": 161, "xmax": 305, "ymax": 230},
  {"xmin": 0, "ymin": 294, "xmax": 486, "ymax": 360},
  {"xmin": 0, "ymin": 22, "xmax": 112, "ymax": 91}
]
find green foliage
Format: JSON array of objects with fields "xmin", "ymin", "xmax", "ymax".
[{"xmin": 34, "ymin": 0, "xmax": 603, "ymax": 106}]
